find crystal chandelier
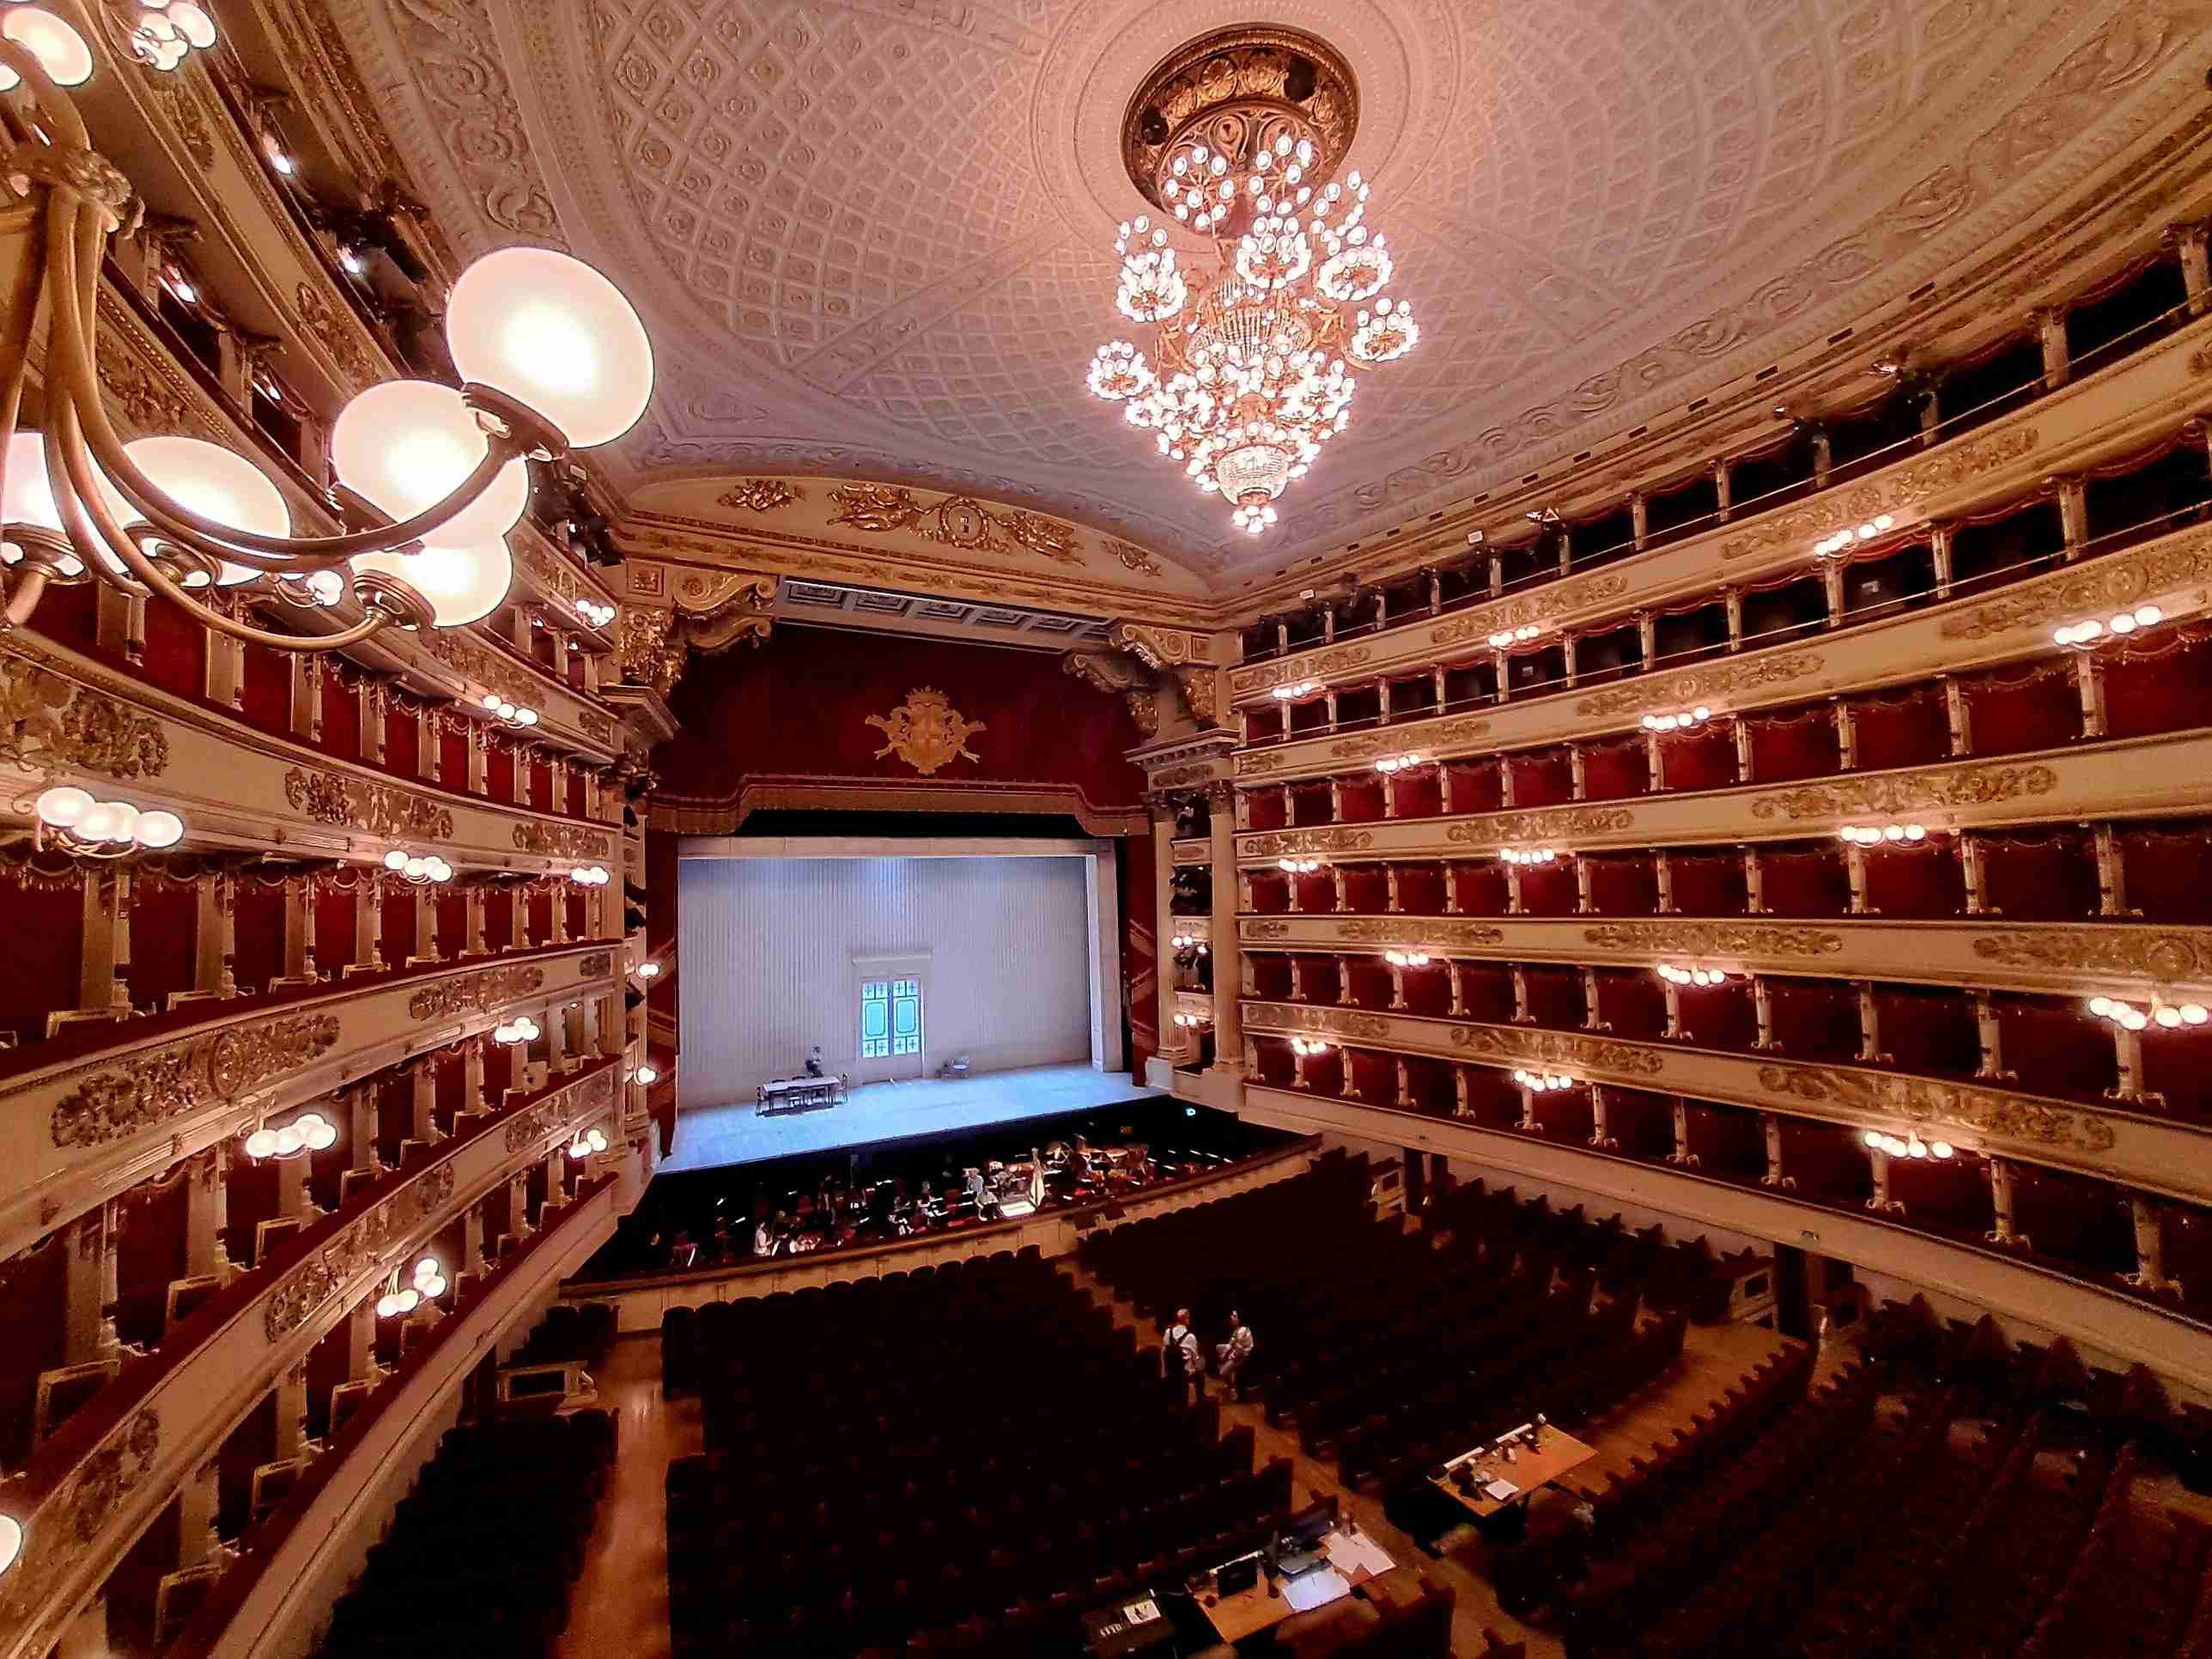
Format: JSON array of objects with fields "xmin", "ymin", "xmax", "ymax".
[{"xmin": 1086, "ymin": 28, "xmax": 1419, "ymax": 535}]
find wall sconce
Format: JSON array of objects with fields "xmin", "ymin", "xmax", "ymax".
[
  {"xmin": 568, "ymin": 864, "xmax": 611, "ymax": 886},
  {"xmin": 1289, "ymin": 1036, "xmax": 1331, "ymax": 1057},
  {"xmin": 635, "ymin": 960, "xmax": 659, "ymax": 979},
  {"xmin": 1813, "ymin": 515, "xmax": 1893, "ymax": 556},
  {"xmin": 0, "ymin": 1511, "xmax": 20, "ymax": 1577},
  {"xmin": 2090, "ymin": 996, "xmax": 2207, "ymax": 1031},
  {"xmin": 1641, "ymin": 706, "xmax": 1713, "ymax": 732},
  {"xmin": 1269, "ymin": 679, "xmax": 1319, "ymax": 702},
  {"xmin": 1383, "ymin": 949, "xmax": 1431, "ymax": 967},
  {"xmin": 1510, "ymin": 1068, "xmax": 1573, "ymax": 1091},
  {"xmin": 566, "ymin": 1127, "xmax": 609, "ymax": 1158},
  {"xmin": 635, "ymin": 1064, "xmax": 660, "ymax": 1085},
  {"xmin": 1498, "ymin": 846, "xmax": 1559, "ymax": 866},
  {"xmin": 35, "ymin": 786, "xmax": 184, "ymax": 855},
  {"xmin": 1862, "ymin": 1127, "xmax": 1952, "ymax": 1159},
  {"xmin": 0, "ymin": 10, "xmax": 92, "ymax": 93},
  {"xmin": 1277, "ymin": 856, "xmax": 1323, "ymax": 874},
  {"xmin": 1838, "ymin": 823, "xmax": 1927, "ymax": 846},
  {"xmin": 244, "ymin": 1109, "xmax": 337, "ymax": 1160},
  {"xmin": 1487, "ymin": 623, "xmax": 1540, "ymax": 649},
  {"xmin": 1372, "ymin": 752, "xmax": 1424, "ymax": 774},
  {"xmin": 482, "ymin": 694, "xmax": 540, "ymax": 728},
  {"xmin": 576, "ymin": 597, "xmax": 616, "ymax": 629},
  {"xmin": 492, "ymin": 1015, "xmax": 540, "ymax": 1046},
  {"xmin": 382, "ymin": 848, "xmax": 453, "ymax": 885},
  {"xmin": 1656, "ymin": 964, "xmax": 1733, "ymax": 987},
  {"xmin": 1172, "ymin": 1012, "xmax": 1209, "ymax": 1030},
  {"xmin": 2054, "ymin": 605, "xmax": 2161, "ymax": 648},
  {"xmin": 376, "ymin": 1256, "xmax": 447, "ymax": 1318}
]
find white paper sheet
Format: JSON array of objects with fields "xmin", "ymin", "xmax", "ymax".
[
  {"xmin": 1327, "ymin": 1529, "xmax": 1396, "ymax": 1578},
  {"xmin": 1282, "ymin": 1566, "xmax": 1352, "ymax": 1613},
  {"xmin": 1484, "ymin": 1479, "xmax": 1521, "ymax": 1501}
]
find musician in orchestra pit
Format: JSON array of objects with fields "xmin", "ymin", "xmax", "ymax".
[{"xmin": 752, "ymin": 1213, "xmax": 780, "ymax": 1258}]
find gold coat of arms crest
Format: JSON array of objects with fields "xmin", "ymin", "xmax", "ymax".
[{"xmin": 866, "ymin": 687, "xmax": 986, "ymax": 775}]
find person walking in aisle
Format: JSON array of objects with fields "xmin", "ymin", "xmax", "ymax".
[
  {"xmin": 1214, "ymin": 1310, "xmax": 1255, "ymax": 1391},
  {"xmin": 1162, "ymin": 1307, "xmax": 1202, "ymax": 1404}
]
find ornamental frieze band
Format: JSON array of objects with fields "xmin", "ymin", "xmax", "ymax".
[
  {"xmin": 1335, "ymin": 919, "xmax": 1510, "ymax": 949},
  {"xmin": 1748, "ymin": 763, "xmax": 2059, "ymax": 821},
  {"xmin": 511, "ymin": 821, "xmax": 616, "ymax": 860},
  {"xmin": 1443, "ymin": 806, "xmax": 1638, "ymax": 845},
  {"xmin": 284, "ymin": 767, "xmax": 456, "ymax": 842},
  {"xmin": 1970, "ymin": 929, "xmax": 2212, "ymax": 983},
  {"xmin": 1429, "ymin": 573, "xmax": 1632, "ymax": 649},
  {"xmin": 50, "ymin": 1014, "xmax": 342, "ymax": 1147},
  {"xmin": 1446, "ymin": 1024, "xmax": 1669, "ymax": 1077},
  {"xmin": 264, "ymin": 1164, "xmax": 457, "ymax": 1340},
  {"xmin": 1239, "ymin": 828, "xmax": 1376, "ymax": 858},
  {"xmin": 1581, "ymin": 922, "xmax": 1847, "ymax": 958},
  {"xmin": 1328, "ymin": 715, "xmax": 1491, "ymax": 760},
  {"xmin": 1756, "ymin": 1064, "xmax": 2117, "ymax": 1154},
  {"xmin": 1241, "ymin": 1002, "xmax": 1393, "ymax": 1040},
  {"xmin": 1939, "ymin": 532, "xmax": 2212, "ymax": 641},
  {"xmin": 408, "ymin": 964, "xmax": 546, "ymax": 1021},
  {"xmin": 1572, "ymin": 653, "xmax": 1825, "ymax": 722}
]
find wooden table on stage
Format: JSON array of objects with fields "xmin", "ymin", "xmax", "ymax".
[
  {"xmin": 1195, "ymin": 1526, "xmax": 1400, "ymax": 1644},
  {"xmin": 1428, "ymin": 1425, "xmax": 1600, "ymax": 1521}
]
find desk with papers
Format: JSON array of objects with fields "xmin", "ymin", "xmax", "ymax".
[
  {"xmin": 1427, "ymin": 1419, "xmax": 1599, "ymax": 1521},
  {"xmin": 1195, "ymin": 1524, "xmax": 1399, "ymax": 1644}
]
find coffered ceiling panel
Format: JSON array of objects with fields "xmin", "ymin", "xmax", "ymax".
[{"xmin": 325, "ymin": 0, "xmax": 2207, "ymax": 586}]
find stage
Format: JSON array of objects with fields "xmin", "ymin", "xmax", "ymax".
[{"xmin": 662, "ymin": 1062, "xmax": 1164, "ymax": 1173}]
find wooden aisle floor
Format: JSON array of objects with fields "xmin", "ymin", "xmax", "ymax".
[{"xmin": 551, "ymin": 1270, "xmax": 1809, "ymax": 1659}]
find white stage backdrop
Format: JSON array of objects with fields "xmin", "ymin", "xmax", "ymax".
[{"xmin": 677, "ymin": 855, "xmax": 1096, "ymax": 1109}]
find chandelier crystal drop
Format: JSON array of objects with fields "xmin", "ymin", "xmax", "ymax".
[{"xmin": 1091, "ymin": 32, "xmax": 1420, "ymax": 536}]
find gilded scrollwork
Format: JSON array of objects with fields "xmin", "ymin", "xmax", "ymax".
[
  {"xmin": 1428, "ymin": 574, "xmax": 1632, "ymax": 650},
  {"xmin": 513, "ymin": 821, "xmax": 613, "ymax": 860},
  {"xmin": 1970, "ymin": 929, "xmax": 2212, "ymax": 982},
  {"xmin": 1939, "ymin": 532, "xmax": 2212, "ymax": 641},
  {"xmin": 1443, "ymin": 806, "xmax": 1637, "ymax": 845},
  {"xmin": 264, "ymin": 1164, "xmax": 456, "ymax": 1340},
  {"xmin": 408, "ymin": 964, "xmax": 546, "ymax": 1021},
  {"xmin": 1239, "ymin": 828, "xmax": 1376, "ymax": 857},
  {"xmin": 0, "ymin": 654, "xmax": 171, "ymax": 779},
  {"xmin": 866, "ymin": 688, "xmax": 986, "ymax": 775},
  {"xmin": 1717, "ymin": 428, "xmax": 2040, "ymax": 560},
  {"xmin": 1748, "ymin": 763, "xmax": 2058, "ymax": 821},
  {"xmin": 1755, "ymin": 1063, "xmax": 2116, "ymax": 1153},
  {"xmin": 715, "ymin": 479, "xmax": 804, "ymax": 513},
  {"xmin": 1572, "ymin": 653, "xmax": 1825, "ymax": 721},
  {"xmin": 1106, "ymin": 538, "xmax": 1164, "ymax": 577},
  {"xmin": 49, "ymin": 1014, "xmax": 342, "ymax": 1147},
  {"xmin": 1328, "ymin": 715, "xmax": 1490, "ymax": 760},
  {"xmin": 1243, "ymin": 1002, "xmax": 1393, "ymax": 1040},
  {"xmin": 1338, "ymin": 919, "xmax": 1508, "ymax": 949},
  {"xmin": 826, "ymin": 484, "xmax": 1082, "ymax": 566},
  {"xmin": 1447, "ymin": 1024, "xmax": 1669, "ymax": 1077},
  {"xmin": 1582, "ymin": 921, "xmax": 1846, "ymax": 957},
  {"xmin": 283, "ymin": 768, "xmax": 456, "ymax": 841},
  {"xmin": 1229, "ymin": 643, "xmax": 1374, "ymax": 696}
]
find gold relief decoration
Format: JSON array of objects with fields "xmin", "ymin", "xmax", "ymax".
[
  {"xmin": 408, "ymin": 964, "xmax": 545, "ymax": 1021},
  {"xmin": 578, "ymin": 710, "xmax": 616, "ymax": 744},
  {"xmin": 1970, "ymin": 929, "xmax": 2212, "ymax": 983},
  {"xmin": 1583, "ymin": 921, "xmax": 1846, "ymax": 957},
  {"xmin": 1237, "ymin": 750, "xmax": 1287, "ymax": 776},
  {"xmin": 1717, "ymin": 429, "xmax": 2041, "ymax": 560},
  {"xmin": 1748, "ymin": 763, "xmax": 2058, "ymax": 821},
  {"xmin": 1230, "ymin": 643, "xmax": 1374, "ymax": 696},
  {"xmin": 1108, "ymin": 538, "xmax": 1164, "ymax": 577},
  {"xmin": 513, "ymin": 821, "xmax": 613, "ymax": 860},
  {"xmin": 1755, "ymin": 1063, "xmax": 2116, "ymax": 1154},
  {"xmin": 1574, "ymin": 653, "xmax": 1825, "ymax": 721},
  {"xmin": 1127, "ymin": 690, "xmax": 1159, "ymax": 738},
  {"xmin": 1339, "ymin": 919, "xmax": 1509, "ymax": 949},
  {"xmin": 264, "ymin": 1164, "xmax": 457, "ymax": 1340},
  {"xmin": 146, "ymin": 78, "xmax": 215, "ymax": 168},
  {"xmin": 49, "ymin": 1014, "xmax": 341, "ymax": 1147},
  {"xmin": 1445, "ymin": 806, "xmax": 1638, "ymax": 845},
  {"xmin": 866, "ymin": 687, "xmax": 986, "ymax": 775},
  {"xmin": 284, "ymin": 768, "xmax": 456, "ymax": 841},
  {"xmin": 1064, "ymin": 651, "xmax": 1151, "ymax": 697},
  {"xmin": 1170, "ymin": 841, "xmax": 1209, "ymax": 865},
  {"xmin": 95, "ymin": 337, "xmax": 197, "ymax": 438},
  {"xmin": 1243, "ymin": 1002, "xmax": 1393, "ymax": 1041},
  {"xmin": 576, "ymin": 951, "xmax": 614, "ymax": 978},
  {"xmin": 1449, "ymin": 1024, "xmax": 1668, "ymax": 1078},
  {"xmin": 1939, "ymin": 532, "xmax": 2212, "ymax": 641},
  {"xmin": 1330, "ymin": 715, "xmax": 1491, "ymax": 761},
  {"xmin": 1428, "ymin": 574, "xmax": 1632, "ymax": 650},
  {"xmin": 1243, "ymin": 920, "xmax": 1292, "ymax": 939},
  {"xmin": 1240, "ymin": 828, "xmax": 1375, "ymax": 858},
  {"xmin": 0, "ymin": 1407, "xmax": 160, "ymax": 1637},
  {"xmin": 0, "ymin": 655, "xmax": 170, "ymax": 779},
  {"xmin": 1174, "ymin": 665, "xmax": 1221, "ymax": 728},
  {"xmin": 618, "ymin": 605, "xmax": 686, "ymax": 696},
  {"xmin": 2191, "ymin": 343, "xmax": 2212, "ymax": 377},
  {"xmin": 504, "ymin": 1067, "xmax": 615, "ymax": 1154},
  {"xmin": 826, "ymin": 484, "xmax": 1082, "ymax": 566},
  {"xmin": 292, "ymin": 280, "xmax": 378, "ymax": 390},
  {"xmin": 1149, "ymin": 762, "xmax": 1217, "ymax": 790},
  {"xmin": 715, "ymin": 479, "xmax": 804, "ymax": 513},
  {"xmin": 1109, "ymin": 623, "xmax": 1206, "ymax": 669}
]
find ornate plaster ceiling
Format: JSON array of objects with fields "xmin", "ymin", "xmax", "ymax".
[{"xmin": 327, "ymin": 0, "xmax": 2207, "ymax": 587}]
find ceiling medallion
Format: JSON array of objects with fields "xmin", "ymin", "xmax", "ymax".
[{"xmin": 1089, "ymin": 26, "xmax": 1418, "ymax": 538}]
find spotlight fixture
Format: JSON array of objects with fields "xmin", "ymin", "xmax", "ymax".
[
  {"xmin": 1837, "ymin": 823, "xmax": 1928, "ymax": 845},
  {"xmin": 2054, "ymin": 605, "xmax": 2161, "ymax": 647},
  {"xmin": 1277, "ymin": 856, "xmax": 1323, "ymax": 874},
  {"xmin": 1656, "ymin": 964, "xmax": 1734, "ymax": 987},
  {"xmin": 492, "ymin": 1015, "xmax": 541, "ymax": 1046},
  {"xmin": 1383, "ymin": 949, "xmax": 1431, "ymax": 968},
  {"xmin": 1641, "ymin": 706, "xmax": 1714, "ymax": 732},
  {"xmin": 381, "ymin": 848, "xmax": 454, "ymax": 885},
  {"xmin": 1813, "ymin": 514, "xmax": 1895, "ymax": 556},
  {"xmin": 34, "ymin": 787, "xmax": 185, "ymax": 856},
  {"xmin": 568, "ymin": 865, "xmax": 611, "ymax": 886},
  {"xmin": 481, "ymin": 693, "xmax": 541, "ymax": 728},
  {"xmin": 1487, "ymin": 623, "xmax": 1541, "ymax": 649},
  {"xmin": 1510, "ymin": 1069, "xmax": 1574, "ymax": 1091},
  {"xmin": 243, "ymin": 1109, "xmax": 337, "ymax": 1160},
  {"xmin": 1861, "ymin": 1127, "xmax": 1953, "ymax": 1159},
  {"xmin": 1289, "ymin": 1036, "xmax": 1331, "ymax": 1057},
  {"xmin": 1372, "ymin": 752, "xmax": 1424, "ymax": 774},
  {"xmin": 1269, "ymin": 679, "xmax": 1320, "ymax": 702},
  {"xmin": 1498, "ymin": 846, "xmax": 1561, "ymax": 866}
]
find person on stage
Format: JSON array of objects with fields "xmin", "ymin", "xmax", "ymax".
[{"xmin": 805, "ymin": 1045, "xmax": 824, "ymax": 1078}]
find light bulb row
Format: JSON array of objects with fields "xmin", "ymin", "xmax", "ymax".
[
  {"xmin": 1837, "ymin": 823, "xmax": 1928, "ymax": 845},
  {"xmin": 1278, "ymin": 856, "xmax": 1324, "ymax": 874},
  {"xmin": 2088, "ymin": 997, "xmax": 2209, "ymax": 1031},
  {"xmin": 1372, "ymin": 752, "xmax": 1425, "ymax": 774},
  {"xmin": 567, "ymin": 1127, "xmax": 610, "ymax": 1158},
  {"xmin": 1172, "ymin": 1012, "xmax": 1210, "ymax": 1029},
  {"xmin": 34, "ymin": 787, "xmax": 185, "ymax": 853},
  {"xmin": 1511, "ymin": 1069, "xmax": 1574, "ymax": 1091},
  {"xmin": 569, "ymin": 865, "xmax": 612, "ymax": 886},
  {"xmin": 1487, "ymin": 623, "xmax": 1541, "ymax": 650},
  {"xmin": 382, "ymin": 848, "xmax": 454, "ymax": 884},
  {"xmin": 1289, "ymin": 1036, "xmax": 1333, "ymax": 1057},
  {"xmin": 1812, "ymin": 514, "xmax": 1895, "ymax": 556},
  {"xmin": 1642, "ymin": 706, "xmax": 1713, "ymax": 732},
  {"xmin": 1862, "ymin": 1128, "xmax": 1953, "ymax": 1160},
  {"xmin": 482, "ymin": 693, "xmax": 541, "ymax": 728},
  {"xmin": 244, "ymin": 1110, "xmax": 337, "ymax": 1161},
  {"xmin": 1656, "ymin": 964, "xmax": 1735, "ymax": 987},
  {"xmin": 635, "ymin": 961, "xmax": 660, "ymax": 979},
  {"xmin": 1384, "ymin": 949, "xmax": 1431, "ymax": 968},
  {"xmin": 493, "ymin": 1014, "xmax": 541, "ymax": 1046},
  {"xmin": 2052, "ymin": 605, "xmax": 2162, "ymax": 647},
  {"xmin": 1270, "ymin": 679, "xmax": 1320, "ymax": 702},
  {"xmin": 575, "ymin": 598, "xmax": 617, "ymax": 629},
  {"xmin": 1499, "ymin": 847, "xmax": 1560, "ymax": 866},
  {"xmin": 376, "ymin": 1256, "xmax": 447, "ymax": 1319}
]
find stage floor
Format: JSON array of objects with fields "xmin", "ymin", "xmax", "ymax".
[{"xmin": 663, "ymin": 1062, "xmax": 1164, "ymax": 1172}]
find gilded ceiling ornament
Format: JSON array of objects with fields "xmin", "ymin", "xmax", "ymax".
[
  {"xmin": 866, "ymin": 687, "xmax": 986, "ymax": 775},
  {"xmin": 1939, "ymin": 532, "xmax": 2212, "ymax": 641},
  {"xmin": 715, "ymin": 479, "xmax": 804, "ymax": 513},
  {"xmin": 1243, "ymin": 1002, "xmax": 1393, "ymax": 1040},
  {"xmin": 1583, "ymin": 921, "xmax": 1846, "ymax": 957},
  {"xmin": 407, "ymin": 963, "xmax": 546, "ymax": 1021},
  {"xmin": 1718, "ymin": 428, "xmax": 2041, "ymax": 560},
  {"xmin": 1970, "ymin": 929, "xmax": 2212, "ymax": 982},
  {"xmin": 618, "ymin": 605, "xmax": 686, "ymax": 696},
  {"xmin": 1064, "ymin": 651, "xmax": 1150, "ymax": 696},
  {"xmin": 1174, "ymin": 665, "xmax": 1221, "ymax": 727},
  {"xmin": 1428, "ymin": 574, "xmax": 1633, "ymax": 652},
  {"xmin": 513, "ymin": 821, "xmax": 613, "ymax": 860},
  {"xmin": 1328, "ymin": 715, "xmax": 1491, "ymax": 760},
  {"xmin": 1109, "ymin": 623, "xmax": 1206, "ymax": 669},
  {"xmin": 826, "ymin": 483, "xmax": 1083, "ymax": 565},
  {"xmin": 1230, "ymin": 643, "xmax": 1374, "ymax": 696},
  {"xmin": 1170, "ymin": 841, "xmax": 1210, "ymax": 865},
  {"xmin": 49, "ymin": 1013, "xmax": 342, "ymax": 1147},
  {"xmin": 1339, "ymin": 919, "xmax": 1509, "ymax": 949},
  {"xmin": 1573, "ymin": 653, "xmax": 1826, "ymax": 721},
  {"xmin": 1108, "ymin": 538, "xmax": 1165, "ymax": 577},
  {"xmin": 1748, "ymin": 763, "xmax": 2058, "ymax": 821},
  {"xmin": 283, "ymin": 768, "xmax": 456, "ymax": 841},
  {"xmin": 0, "ymin": 656, "xmax": 170, "ymax": 779},
  {"xmin": 1445, "ymin": 806, "xmax": 1638, "ymax": 844},
  {"xmin": 1448, "ymin": 1024, "xmax": 1669, "ymax": 1077},
  {"xmin": 1240, "ymin": 828, "xmax": 1375, "ymax": 857},
  {"xmin": 1755, "ymin": 1063, "xmax": 2116, "ymax": 1153}
]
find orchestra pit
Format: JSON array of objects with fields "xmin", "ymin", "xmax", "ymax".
[{"xmin": 3, "ymin": 4, "xmax": 2212, "ymax": 1658}]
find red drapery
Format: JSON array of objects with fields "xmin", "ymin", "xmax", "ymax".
[
  {"xmin": 1456, "ymin": 963, "xmax": 1516, "ymax": 1023},
  {"xmin": 1978, "ymin": 830, "xmax": 2100, "ymax": 920},
  {"xmin": 1668, "ymin": 852, "xmax": 1747, "ymax": 915},
  {"xmin": 2008, "ymin": 1164, "xmax": 2136, "ymax": 1277},
  {"xmin": 1585, "ymin": 853, "xmax": 1658, "ymax": 915},
  {"xmin": 1777, "ymin": 1119, "xmax": 1873, "ymax": 1206},
  {"xmin": 125, "ymin": 876, "xmax": 198, "ymax": 1012},
  {"xmin": 1402, "ymin": 963, "xmax": 1454, "ymax": 1018},
  {"xmin": 1850, "ymin": 684, "xmax": 1951, "ymax": 772},
  {"xmin": 1991, "ymin": 997, "xmax": 2118, "ymax": 1103},
  {"xmin": 1507, "ymin": 750, "xmax": 1574, "ymax": 806},
  {"xmin": 113, "ymin": 1168, "xmax": 190, "ymax": 1350},
  {"xmin": 2100, "ymin": 627, "xmax": 2212, "ymax": 742},
  {"xmin": 1580, "ymin": 738, "xmax": 1649, "ymax": 801},
  {"xmin": 1452, "ymin": 862, "xmax": 1511, "ymax": 916},
  {"xmin": 1341, "ymin": 866, "xmax": 1389, "ymax": 912},
  {"xmin": 1959, "ymin": 660, "xmax": 2081, "ymax": 757},
  {"xmin": 1591, "ymin": 968, "xmax": 1667, "ymax": 1041},
  {"xmin": 1659, "ymin": 726, "xmax": 1737, "ymax": 793},
  {"xmin": 0, "ymin": 1231, "xmax": 68, "ymax": 1468},
  {"xmin": 1745, "ymin": 705, "xmax": 1840, "ymax": 783},
  {"xmin": 1884, "ymin": 1152, "xmax": 1990, "ymax": 1236},
  {"xmin": 1345, "ymin": 1047, "xmax": 1395, "ymax": 1103},
  {"xmin": 1601, "ymin": 1087, "xmax": 1676, "ymax": 1158},
  {"xmin": 1874, "ymin": 984, "xmax": 1979, "ymax": 1074},
  {"xmin": 1522, "ymin": 965, "xmax": 1587, "ymax": 1030},
  {"xmin": 1518, "ymin": 861, "xmax": 1577, "ymax": 915},
  {"xmin": 2142, "ymin": 1024, "xmax": 2212, "ymax": 1126},
  {"xmin": 1396, "ymin": 865, "xmax": 1448, "ymax": 915},
  {"xmin": 1863, "ymin": 842, "xmax": 1966, "ymax": 919},
  {"xmin": 1529, "ymin": 1089, "xmax": 1595, "ymax": 1141},
  {"xmin": 2117, "ymin": 821, "xmax": 2212, "ymax": 925},
  {"xmin": 1447, "ymin": 760, "xmax": 1505, "ymax": 814},
  {"xmin": 1760, "ymin": 844, "xmax": 1850, "ymax": 916},
  {"xmin": 1681, "ymin": 1103, "xmax": 1765, "ymax": 1181},
  {"xmin": 1677, "ymin": 981, "xmax": 1757, "ymax": 1050},
  {"xmin": 1459, "ymin": 1066, "xmax": 1521, "ymax": 1129},
  {"xmin": 1766, "ymin": 978, "xmax": 1861, "ymax": 1062}
]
